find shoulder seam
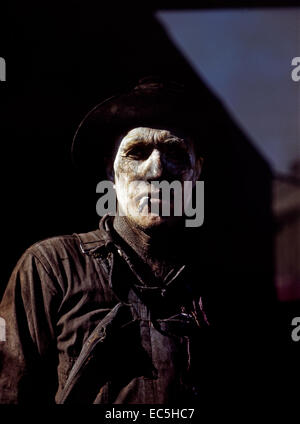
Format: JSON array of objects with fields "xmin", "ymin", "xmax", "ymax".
[{"xmin": 26, "ymin": 248, "xmax": 61, "ymax": 296}]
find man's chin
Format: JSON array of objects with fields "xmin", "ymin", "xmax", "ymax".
[{"xmin": 128, "ymin": 213, "xmax": 181, "ymax": 230}]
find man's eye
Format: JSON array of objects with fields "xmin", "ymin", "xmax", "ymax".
[
  {"xmin": 126, "ymin": 147, "xmax": 151, "ymax": 159},
  {"xmin": 168, "ymin": 149, "xmax": 181, "ymax": 159},
  {"xmin": 167, "ymin": 148, "xmax": 189, "ymax": 163}
]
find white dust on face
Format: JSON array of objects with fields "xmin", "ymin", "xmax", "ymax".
[{"xmin": 113, "ymin": 127, "xmax": 202, "ymax": 228}]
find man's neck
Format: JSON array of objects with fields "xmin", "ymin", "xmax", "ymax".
[{"xmin": 113, "ymin": 215, "xmax": 187, "ymax": 278}]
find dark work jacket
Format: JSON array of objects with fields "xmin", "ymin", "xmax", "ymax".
[
  {"xmin": 0, "ymin": 215, "xmax": 220, "ymax": 404},
  {"xmin": 0, "ymin": 215, "xmax": 284, "ymax": 405}
]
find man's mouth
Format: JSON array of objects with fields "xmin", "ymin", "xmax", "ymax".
[
  {"xmin": 137, "ymin": 192, "xmax": 173, "ymax": 213},
  {"xmin": 137, "ymin": 190, "xmax": 161, "ymax": 201}
]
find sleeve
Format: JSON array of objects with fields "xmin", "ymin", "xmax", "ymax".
[{"xmin": 0, "ymin": 247, "xmax": 62, "ymax": 404}]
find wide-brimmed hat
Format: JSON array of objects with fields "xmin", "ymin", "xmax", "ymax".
[{"xmin": 71, "ymin": 76, "xmax": 212, "ymax": 178}]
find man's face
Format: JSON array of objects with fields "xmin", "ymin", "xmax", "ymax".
[{"xmin": 113, "ymin": 127, "xmax": 203, "ymax": 229}]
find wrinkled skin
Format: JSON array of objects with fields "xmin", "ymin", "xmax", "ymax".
[{"xmin": 113, "ymin": 127, "xmax": 203, "ymax": 229}]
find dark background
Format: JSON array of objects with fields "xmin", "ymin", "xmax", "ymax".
[
  {"xmin": 0, "ymin": 1, "xmax": 299, "ymax": 405},
  {"xmin": 0, "ymin": 1, "xmax": 278, "ymax": 289}
]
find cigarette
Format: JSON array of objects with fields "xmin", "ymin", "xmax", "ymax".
[{"xmin": 138, "ymin": 196, "xmax": 149, "ymax": 212}]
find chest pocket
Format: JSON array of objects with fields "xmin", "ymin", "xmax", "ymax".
[{"xmin": 56, "ymin": 302, "xmax": 139, "ymax": 403}]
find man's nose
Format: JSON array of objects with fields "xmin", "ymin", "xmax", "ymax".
[{"xmin": 142, "ymin": 148, "xmax": 164, "ymax": 180}]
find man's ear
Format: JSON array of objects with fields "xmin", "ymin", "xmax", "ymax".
[{"xmin": 194, "ymin": 156, "xmax": 204, "ymax": 181}]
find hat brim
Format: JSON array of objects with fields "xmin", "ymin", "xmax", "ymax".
[{"xmin": 71, "ymin": 78, "xmax": 213, "ymax": 180}]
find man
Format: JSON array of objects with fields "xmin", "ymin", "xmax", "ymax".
[
  {"xmin": 0, "ymin": 77, "xmax": 215, "ymax": 404},
  {"xmin": 0, "ymin": 77, "xmax": 278, "ymax": 405}
]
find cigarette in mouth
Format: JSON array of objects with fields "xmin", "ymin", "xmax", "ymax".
[{"xmin": 138, "ymin": 196, "xmax": 149, "ymax": 212}]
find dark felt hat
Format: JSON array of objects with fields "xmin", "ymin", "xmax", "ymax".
[{"xmin": 71, "ymin": 76, "xmax": 211, "ymax": 178}]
